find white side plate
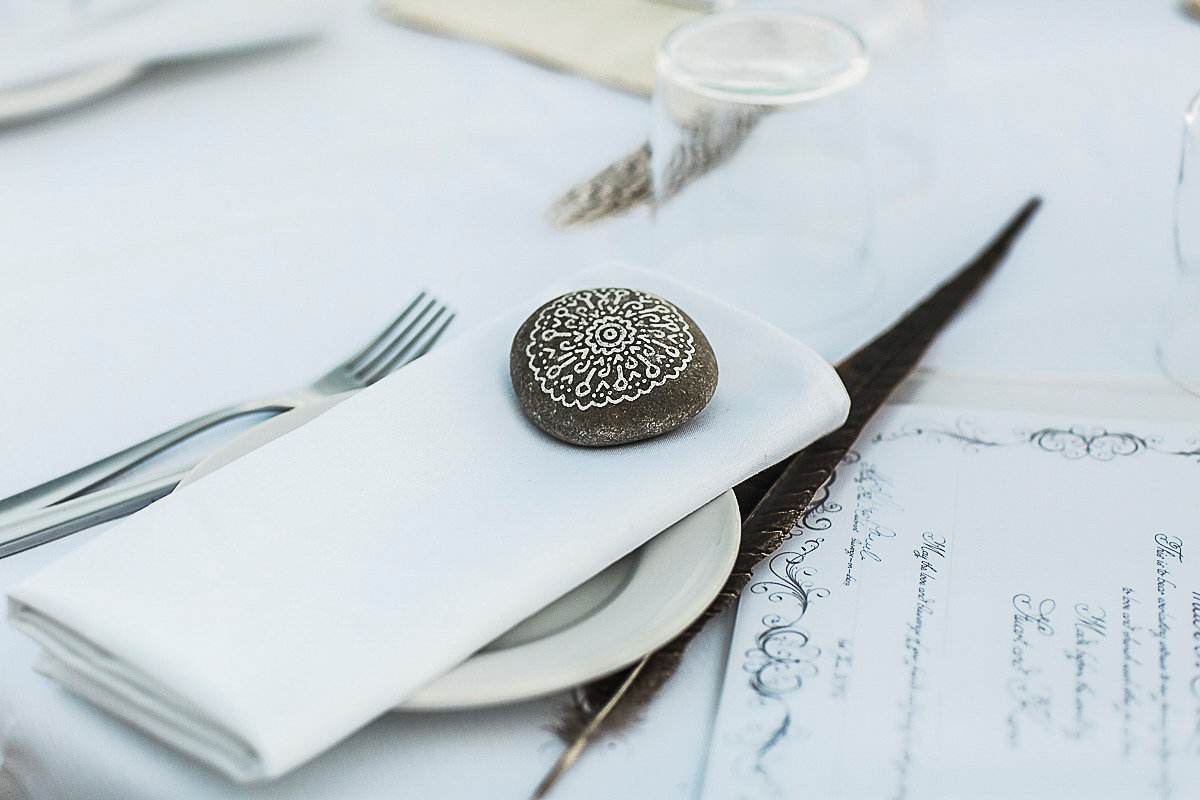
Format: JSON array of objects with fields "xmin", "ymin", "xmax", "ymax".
[
  {"xmin": 177, "ymin": 395, "xmax": 740, "ymax": 710},
  {"xmin": 0, "ymin": 61, "xmax": 142, "ymax": 125}
]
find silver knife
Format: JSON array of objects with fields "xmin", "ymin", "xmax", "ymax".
[{"xmin": 0, "ymin": 470, "xmax": 186, "ymax": 559}]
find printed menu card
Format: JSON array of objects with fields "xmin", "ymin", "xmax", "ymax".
[{"xmin": 702, "ymin": 403, "xmax": 1200, "ymax": 800}]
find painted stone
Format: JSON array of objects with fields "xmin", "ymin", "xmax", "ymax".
[{"xmin": 510, "ymin": 287, "xmax": 718, "ymax": 446}]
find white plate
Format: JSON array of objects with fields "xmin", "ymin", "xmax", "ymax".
[{"xmin": 176, "ymin": 395, "xmax": 740, "ymax": 710}]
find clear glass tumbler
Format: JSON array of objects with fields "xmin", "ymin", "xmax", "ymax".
[
  {"xmin": 1158, "ymin": 91, "xmax": 1200, "ymax": 393},
  {"xmin": 650, "ymin": 7, "xmax": 874, "ymax": 332},
  {"xmin": 717, "ymin": 0, "xmax": 938, "ymax": 202}
]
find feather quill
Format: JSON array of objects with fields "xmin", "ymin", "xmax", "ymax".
[{"xmin": 532, "ymin": 197, "xmax": 1043, "ymax": 798}]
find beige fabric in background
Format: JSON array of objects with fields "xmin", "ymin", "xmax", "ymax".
[{"xmin": 377, "ymin": 0, "xmax": 702, "ymax": 96}]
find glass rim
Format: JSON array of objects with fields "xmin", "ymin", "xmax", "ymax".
[{"xmin": 656, "ymin": 8, "xmax": 869, "ymax": 106}]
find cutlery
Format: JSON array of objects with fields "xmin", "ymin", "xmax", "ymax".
[
  {"xmin": 0, "ymin": 293, "xmax": 454, "ymax": 559},
  {"xmin": 0, "ymin": 469, "xmax": 188, "ymax": 559}
]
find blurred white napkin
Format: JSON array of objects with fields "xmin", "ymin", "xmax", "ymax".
[
  {"xmin": 0, "ymin": 0, "xmax": 337, "ymax": 93},
  {"xmin": 7, "ymin": 265, "xmax": 849, "ymax": 782},
  {"xmin": 378, "ymin": 0, "xmax": 701, "ymax": 97}
]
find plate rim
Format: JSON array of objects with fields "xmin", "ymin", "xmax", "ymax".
[{"xmin": 402, "ymin": 489, "xmax": 739, "ymax": 709}]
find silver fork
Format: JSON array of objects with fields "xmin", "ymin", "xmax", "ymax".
[{"xmin": 0, "ymin": 292, "xmax": 455, "ymax": 525}]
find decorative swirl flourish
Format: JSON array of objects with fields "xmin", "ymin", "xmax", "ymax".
[
  {"xmin": 734, "ymin": 552, "xmax": 829, "ymax": 791},
  {"xmin": 873, "ymin": 418, "xmax": 1004, "ymax": 453},
  {"xmin": 797, "ymin": 468, "xmax": 844, "ymax": 533},
  {"xmin": 744, "ymin": 624, "xmax": 820, "ymax": 697},
  {"xmin": 742, "ymin": 542, "xmax": 831, "ymax": 695},
  {"xmin": 748, "ymin": 549, "xmax": 831, "ymax": 614},
  {"xmin": 1028, "ymin": 427, "xmax": 1144, "ymax": 460},
  {"xmin": 875, "ymin": 418, "xmax": 1200, "ymax": 462}
]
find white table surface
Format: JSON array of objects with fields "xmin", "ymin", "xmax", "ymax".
[{"xmin": 2, "ymin": 1, "xmax": 1200, "ymax": 797}]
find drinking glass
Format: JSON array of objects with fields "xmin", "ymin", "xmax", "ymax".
[
  {"xmin": 650, "ymin": 7, "xmax": 875, "ymax": 332},
  {"xmin": 714, "ymin": 0, "xmax": 939, "ymax": 202},
  {"xmin": 1157, "ymin": 91, "xmax": 1200, "ymax": 393}
]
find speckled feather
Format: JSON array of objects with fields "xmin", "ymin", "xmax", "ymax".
[{"xmin": 547, "ymin": 106, "xmax": 764, "ymax": 229}]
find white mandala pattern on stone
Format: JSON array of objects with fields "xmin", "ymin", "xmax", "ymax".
[{"xmin": 525, "ymin": 288, "xmax": 696, "ymax": 410}]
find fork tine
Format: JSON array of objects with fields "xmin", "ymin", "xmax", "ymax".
[
  {"xmin": 342, "ymin": 291, "xmax": 426, "ymax": 374},
  {"xmin": 407, "ymin": 311, "xmax": 455, "ymax": 362},
  {"xmin": 352, "ymin": 298, "xmax": 436, "ymax": 379},
  {"xmin": 364, "ymin": 305, "xmax": 451, "ymax": 384}
]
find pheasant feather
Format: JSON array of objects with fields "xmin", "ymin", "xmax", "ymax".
[{"xmin": 533, "ymin": 197, "xmax": 1043, "ymax": 798}]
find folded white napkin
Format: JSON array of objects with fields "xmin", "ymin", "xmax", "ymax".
[{"xmin": 7, "ymin": 265, "xmax": 848, "ymax": 782}]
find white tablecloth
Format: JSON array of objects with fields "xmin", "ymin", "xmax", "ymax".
[{"xmin": 2, "ymin": 1, "xmax": 1200, "ymax": 797}]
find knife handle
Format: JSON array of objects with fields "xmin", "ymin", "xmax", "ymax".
[{"xmin": 0, "ymin": 469, "xmax": 186, "ymax": 560}]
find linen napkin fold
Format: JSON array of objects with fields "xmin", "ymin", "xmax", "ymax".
[
  {"xmin": 377, "ymin": 0, "xmax": 702, "ymax": 97},
  {"xmin": 8, "ymin": 265, "xmax": 849, "ymax": 782}
]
